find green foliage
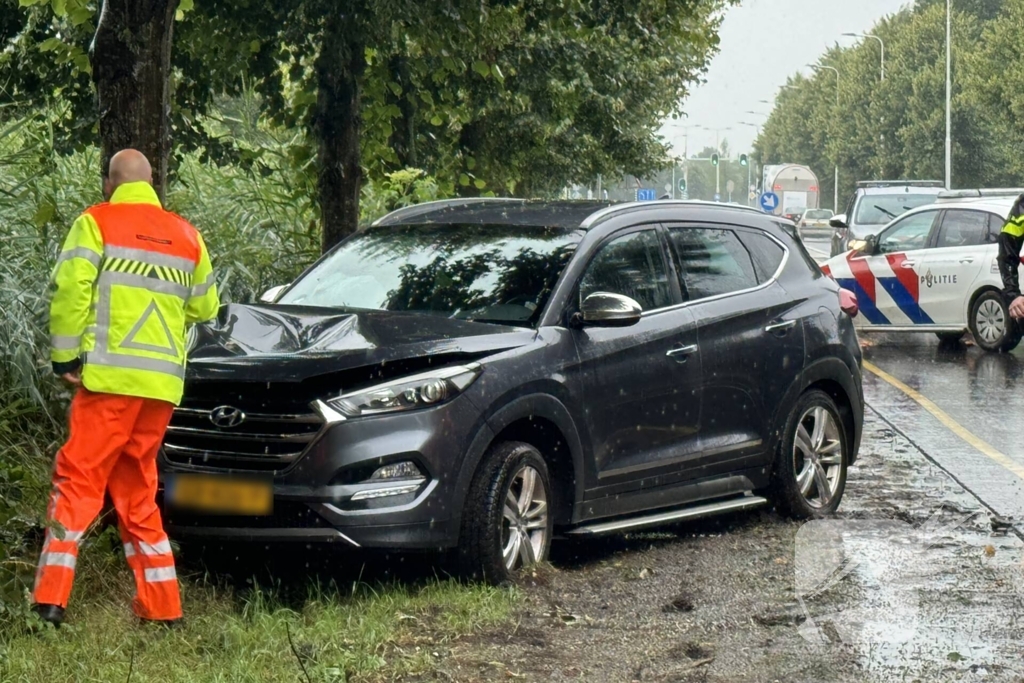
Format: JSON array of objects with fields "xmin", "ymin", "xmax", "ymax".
[{"xmin": 758, "ymin": 1, "xmax": 1024, "ymax": 205}]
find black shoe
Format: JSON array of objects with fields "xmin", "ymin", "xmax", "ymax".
[{"xmin": 31, "ymin": 603, "xmax": 65, "ymax": 627}]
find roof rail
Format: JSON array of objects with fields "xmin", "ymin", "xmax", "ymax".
[
  {"xmin": 580, "ymin": 200, "xmax": 765, "ymax": 229},
  {"xmin": 371, "ymin": 198, "xmax": 524, "ymax": 227},
  {"xmin": 855, "ymin": 180, "xmax": 944, "ymax": 188},
  {"xmin": 936, "ymin": 188, "xmax": 1024, "ymax": 202}
]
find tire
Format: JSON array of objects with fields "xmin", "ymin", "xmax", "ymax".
[
  {"xmin": 969, "ymin": 291, "xmax": 1022, "ymax": 353},
  {"xmin": 459, "ymin": 441, "xmax": 553, "ymax": 584},
  {"xmin": 770, "ymin": 390, "xmax": 849, "ymax": 520}
]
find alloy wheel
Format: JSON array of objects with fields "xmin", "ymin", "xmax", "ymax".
[
  {"xmin": 501, "ymin": 465, "xmax": 548, "ymax": 570},
  {"xmin": 975, "ymin": 299, "xmax": 1006, "ymax": 344},
  {"xmin": 793, "ymin": 406, "xmax": 843, "ymax": 509}
]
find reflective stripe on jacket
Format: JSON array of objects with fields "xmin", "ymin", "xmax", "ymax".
[{"xmin": 49, "ymin": 182, "xmax": 220, "ymax": 404}]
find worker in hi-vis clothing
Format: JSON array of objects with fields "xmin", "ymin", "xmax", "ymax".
[{"xmin": 32, "ymin": 149, "xmax": 219, "ymax": 627}]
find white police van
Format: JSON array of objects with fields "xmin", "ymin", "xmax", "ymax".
[{"xmin": 822, "ymin": 189, "xmax": 1024, "ymax": 352}]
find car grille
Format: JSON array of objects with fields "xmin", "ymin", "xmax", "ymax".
[{"xmin": 162, "ymin": 406, "xmax": 324, "ymax": 472}]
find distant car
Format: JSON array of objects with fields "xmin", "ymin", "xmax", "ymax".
[
  {"xmin": 830, "ymin": 181, "xmax": 945, "ymax": 257},
  {"xmin": 161, "ymin": 198, "xmax": 864, "ymax": 583},
  {"xmin": 798, "ymin": 208, "xmax": 835, "ymax": 237},
  {"xmin": 822, "ymin": 194, "xmax": 1020, "ymax": 352}
]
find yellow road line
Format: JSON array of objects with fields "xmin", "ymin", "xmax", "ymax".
[{"xmin": 863, "ymin": 360, "xmax": 1024, "ymax": 482}]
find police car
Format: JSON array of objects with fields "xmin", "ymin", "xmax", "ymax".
[{"xmin": 822, "ymin": 189, "xmax": 1024, "ymax": 353}]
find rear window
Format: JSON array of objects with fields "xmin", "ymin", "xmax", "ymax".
[
  {"xmin": 854, "ymin": 193, "xmax": 940, "ymax": 226},
  {"xmin": 739, "ymin": 231, "xmax": 786, "ymax": 282},
  {"xmin": 804, "ymin": 209, "xmax": 833, "ymax": 219}
]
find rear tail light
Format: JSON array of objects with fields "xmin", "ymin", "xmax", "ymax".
[{"xmin": 839, "ymin": 288, "xmax": 859, "ymax": 318}]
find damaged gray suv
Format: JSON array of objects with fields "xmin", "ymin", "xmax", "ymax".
[{"xmin": 160, "ymin": 199, "xmax": 863, "ymax": 583}]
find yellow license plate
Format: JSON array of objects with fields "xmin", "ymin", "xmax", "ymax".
[{"xmin": 166, "ymin": 474, "xmax": 272, "ymax": 515}]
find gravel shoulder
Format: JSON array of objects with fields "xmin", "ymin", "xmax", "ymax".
[{"xmin": 433, "ymin": 407, "xmax": 1024, "ymax": 683}]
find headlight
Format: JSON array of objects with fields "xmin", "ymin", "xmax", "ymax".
[
  {"xmin": 326, "ymin": 364, "xmax": 481, "ymax": 418},
  {"xmin": 848, "ymin": 239, "xmax": 868, "ymax": 252}
]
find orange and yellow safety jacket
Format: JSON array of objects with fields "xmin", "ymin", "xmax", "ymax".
[{"xmin": 49, "ymin": 181, "xmax": 220, "ymax": 405}]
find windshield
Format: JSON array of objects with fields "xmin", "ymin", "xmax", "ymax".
[
  {"xmin": 804, "ymin": 209, "xmax": 833, "ymax": 219},
  {"xmin": 854, "ymin": 193, "xmax": 939, "ymax": 226},
  {"xmin": 278, "ymin": 224, "xmax": 579, "ymax": 327}
]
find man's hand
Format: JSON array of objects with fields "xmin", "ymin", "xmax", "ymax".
[
  {"xmin": 61, "ymin": 370, "xmax": 82, "ymax": 387},
  {"xmin": 1009, "ymin": 296, "xmax": 1024, "ymax": 320}
]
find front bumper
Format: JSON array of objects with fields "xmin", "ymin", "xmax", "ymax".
[{"xmin": 160, "ymin": 394, "xmax": 487, "ymax": 550}]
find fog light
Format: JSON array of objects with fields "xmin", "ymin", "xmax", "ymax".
[
  {"xmin": 370, "ymin": 461, "xmax": 422, "ymax": 480},
  {"xmin": 350, "ymin": 482, "xmax": 423, "ymax": 501}
]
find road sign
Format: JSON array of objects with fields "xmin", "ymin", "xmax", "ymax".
[
  {"xmin": 713, "ymin": 193, "xmax": 722, "ymax": 202},
  {"xmin": 726, "ymin": 179, "xmax": 735, "ymax": 194},
  {"xmin": 759, "ymin": 191, "xmax": 780, "ymax": 213},
  {"xmin": 637, "ymin": 188, "xmax": 657, "ymax": 201}
]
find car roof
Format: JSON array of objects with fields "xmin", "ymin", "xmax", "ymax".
[
  {"xmin": 857, "ymin": 185, "xmax": 945, "ymax": 196},
  {"xmin": 372, "ymin": 198, "xmax": 614, "ymax": 228},
  {"xmin": 928, "ymin": 198, "xmax": 1013, "ymax": 213},
  {"xmin": 373, "ymin": 198, "xmax": 786, "ymax": 230}
]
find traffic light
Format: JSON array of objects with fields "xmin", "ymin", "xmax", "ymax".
[
  {"xmin": 711, "ymin": 153, "xmax": 719, "ymax": 166},
  {"xmin": 740, "ymin": 154, "xmax": 748, "ymax": 167},
  {"xmin": 678, "ymin": 178, "xmax": 687, "ymax": 192}
]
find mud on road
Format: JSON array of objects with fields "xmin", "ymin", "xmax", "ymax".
[{"xmin": 430, "ymin": 409, "xmax": 1024, "ymax": 683}]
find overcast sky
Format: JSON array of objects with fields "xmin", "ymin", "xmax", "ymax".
[{"xmin": 661, "ymin": 0, "xmax": 913, "ymax": 158}]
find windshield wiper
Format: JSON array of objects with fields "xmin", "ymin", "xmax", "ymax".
[{"xmin": 874, "ymin": 205, "xmax": 898, "ymax": 219}]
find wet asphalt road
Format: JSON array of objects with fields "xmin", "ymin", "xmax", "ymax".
[{"xmin": 804, "ymin": 234, "xmax": 1024, "ymax": 524}]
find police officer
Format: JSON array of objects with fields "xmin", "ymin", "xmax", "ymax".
[
  {"xmin": 33, "ymin": 149, "xmax": 220, "ymax": 626},
  {"xmin": 998, "ymin": 193, "xmax": 1024, "ymax": 321}
]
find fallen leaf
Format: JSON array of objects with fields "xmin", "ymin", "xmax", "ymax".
[{"xmin": 984, "ymin": 545, "xmax": 996, "ymax": 557}]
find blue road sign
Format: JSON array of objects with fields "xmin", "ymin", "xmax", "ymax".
[
  {"xmin": 637, "ymin": 188, "xmax": 657, "ymax": 201},
  {"xmin": 760, "ymin": 191, "xmax": 780, "ymax": 213},
  {"xmin": 713, "ymin": 193, "xmax": 722, "ymax": 202}
]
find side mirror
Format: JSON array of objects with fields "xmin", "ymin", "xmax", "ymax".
[
  {"xmin": 259, "ymin": 284, "xmax": 289, "ymax": 304},
  {"xmin": 860, "ymin": 234, "xmax": 880, "ymax": 255},
  {"xmin": 578, "ymin": 292, "xmax": 643, "ymax": 327},
  {"xmin": 829, "ymin": 214, "xmax": 848, "ymax": 229}
]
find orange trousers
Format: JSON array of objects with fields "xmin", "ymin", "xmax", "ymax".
[{"xmin": 33, "ymin": 389, "xmax": 182, "ymax": 621}]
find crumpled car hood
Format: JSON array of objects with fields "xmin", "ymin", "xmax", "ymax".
[{"xmin": 186, "ymin": 304, "xmax": 535, "ymax": 382}]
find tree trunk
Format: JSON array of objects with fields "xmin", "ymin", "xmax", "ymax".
[
  {"xmin": 388, "ymin": 55, "xmax": 418, "ymax": 169},
  {"xmin": 90, "ymin": 0, "xmax": 177, "ymax": 201},
  {"xmin": 314, "ymin": 9, "xmax": 365, "ymax": 253}
]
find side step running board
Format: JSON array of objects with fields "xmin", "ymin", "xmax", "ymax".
[{"xmin": 566, "ymin": 495, "xmax": 769, "ymax": 536}]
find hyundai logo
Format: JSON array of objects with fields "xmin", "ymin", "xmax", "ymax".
[{"xmin": 209, "ymin": 405, "xmax": 246, "ymax": 429}]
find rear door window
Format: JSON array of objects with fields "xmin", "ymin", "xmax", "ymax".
[
  {"xmin": 668, "ymin": 228, "xmax": 759, "ymax": 300},
  {"xmin": 935, "ymin": 210, "xmax": 993, "ymax": 248},
  {"xmin": 738, "ymin": 231, "xmax": 786, "ymax": 283},
  {"xmin": 989, "ymin": 213, "xmax": 1007, "ymax": 242}
]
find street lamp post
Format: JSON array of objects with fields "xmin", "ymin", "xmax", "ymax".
[
  {"xmin": 842, "ymin": 33, "xmax": 885, "ymax": 81},
  {"xmin": 946, "ymin": 0, "xmax": 952, "ymax": 189},
  {"xmin": 808, "ymin": 64, "xmax": 841, "ymax": 213},
  {"xmin": 740, "ymin": 122, "xmax": 762, "ymax": 206}
]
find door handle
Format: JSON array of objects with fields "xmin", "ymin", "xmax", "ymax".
[
  {"xmin": 901, "ymin": 261, "xmax": 917, "ymax": 269},
  {"xmin": 666, "ymin": 344, "xmax": 698, "ymax": 362},
  {"xmin": 765, "ymin": 320, "xmax": 797, "ymax": 336},
  {"xmin": 960, "ymin": 257, "xmax": 975, "ymax": 264}
]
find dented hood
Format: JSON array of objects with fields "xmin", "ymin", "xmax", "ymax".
[{"xmin": 186, "ymin": 304, "xmax": 535, "ymax": 382}]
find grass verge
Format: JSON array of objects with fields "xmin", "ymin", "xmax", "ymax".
[{"xmin": 0, "ymin": 534, "xmax": 516, "ymax": 682}]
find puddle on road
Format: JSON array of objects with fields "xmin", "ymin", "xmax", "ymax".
[{"xmin": 798, "ymin": 417, "xmax": 1024, "ymax": 681}]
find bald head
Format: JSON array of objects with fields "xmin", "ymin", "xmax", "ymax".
[{"xmin": 104, "ymin": 149, "xmax": 153, "ymax": 199}]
